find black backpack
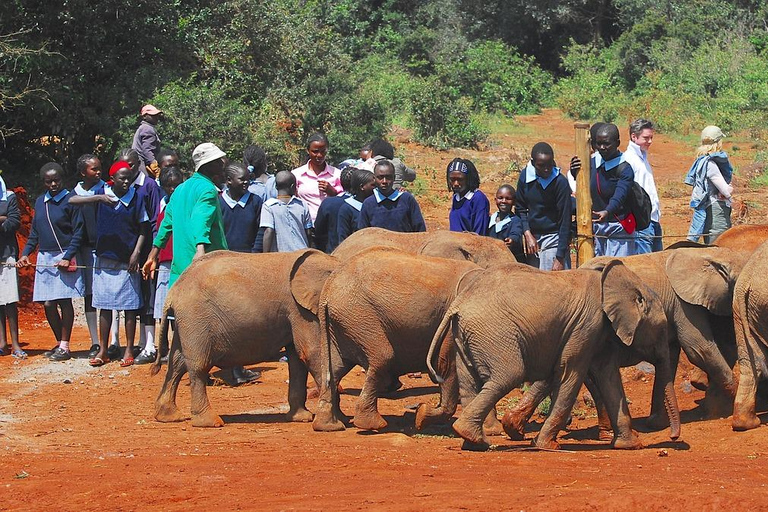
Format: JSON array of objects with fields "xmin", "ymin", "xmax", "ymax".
[{"xmin": 603, "ymin": 164, "xmax": 653, "ymax": 231}]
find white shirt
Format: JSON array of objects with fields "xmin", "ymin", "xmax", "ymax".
[{"xmin": 624, "ymin": 141, "xmax": 661, "ymax": 223}]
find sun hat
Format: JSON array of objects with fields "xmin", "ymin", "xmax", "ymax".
[
  {"xmin": 140, "ymin": 104, "xmax": 163, "ymax": 116},
  {"xmin": 701, "ymin": 126, "xmax": 725, "ymax": 144},
  {"xmin": 192, "ymin": 143, "xmax": 227, "ymax": 172}
]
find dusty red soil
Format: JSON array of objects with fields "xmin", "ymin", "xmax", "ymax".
[{"xmin": 2, "ymin": 111, "xmax": 767, "ymax": 511}]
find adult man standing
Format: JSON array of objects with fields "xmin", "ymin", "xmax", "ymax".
[
  {"xmin": 132, "ymin": 104, "xmax": 163, "ymax": 178},
  {"xmin": 624, "ymin": 118, "xmax": 662, "ymax": 253}
]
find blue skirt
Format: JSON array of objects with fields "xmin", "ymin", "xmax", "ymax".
[
  {"xmin": 77, "ymin": 246, "xmax": 95, "ymax": 295},
  {"xmin": 593, "ymin": 221, "xmax": 636, "ymax": 257},
  {"xmin": 153, "ymin": 261, "xmax": 171, "ymax": 319},
  {"xmin": 33, "ymin": 251, "xmax": 85, "ymax": 302},
  {"xmin": 92, "ymin": 256, "xmax": 143, "ymax": 310}
]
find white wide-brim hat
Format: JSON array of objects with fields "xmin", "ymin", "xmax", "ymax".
[{"xmin": 192, "ymin": 143, "xmax": 226, "ymax": 172}]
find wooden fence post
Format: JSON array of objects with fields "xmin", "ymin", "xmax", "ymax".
[{"xmin": 574, "ymin": 122, "xmax": 594, "ymax": 265}]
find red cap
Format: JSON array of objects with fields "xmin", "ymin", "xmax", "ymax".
[{"xmin": 109, "ymin": 160, "xmax": 131, "ymax": 177}]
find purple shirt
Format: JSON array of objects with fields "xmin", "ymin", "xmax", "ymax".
[{"xmin": 131, "ymin": 121, "xmax": 160, "ymax": 171}]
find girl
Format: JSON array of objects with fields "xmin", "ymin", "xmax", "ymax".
[
  {"xmin": 291, "ymin": 133, "xmax": 343, "ymax": 222},
  {"xmin": 18, "ymin": 163, "xmax": 85, "ymax": 361},
  {"xmin": 84, "ymin": 161, "xmax": 150, "ymax": 367},
  {"xmin": 685, "ymin": 126, "xmax": 733, "ymax": 244},
  {"xmin": 0, "ymin": 173, "xmax": 23, "ymax": 358},
  {"xmin": 337, "ymin": 168, "xmax": 376, "ymax": 245},
  {"xmin": 73, "ymin": 153, "xmax": 105, "ymax": 357},
  {"xmin": 487, "ymin": 184, "xmax": 524, "ymax": 263},
  {"xmin": 220, "ymin": 163, "xmax": 263, "ymax": 253},
  {"xmin": 447, "ymin": 158, "xmax": 489, "ymax": 235},
  {"xmin": 244, "ymin": 144, "xmax": 276, "ymax": 202},
  {"xmin": 358, "ymin": 160, "xmax": 426, "ymax": 233}
]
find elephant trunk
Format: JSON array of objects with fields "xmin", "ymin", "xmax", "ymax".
[{"xmin": 662, "ymin": 367, "xmax": 681, "ymax": 440}]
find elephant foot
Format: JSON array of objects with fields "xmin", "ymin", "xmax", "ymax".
[
  {"xmin": 352, "ymin": 411, "xmax": 388, "ymax": 431},
  {"xmin": 704, "ymin": 388, "xmax": 735, "ymax": 418},
  {"xmin": 312, "ymin": 404, "xmax": 346, "ymax": 432},
  {"xmin": 154, "ymin": 404, "xmax": 186, "ymax": 423},
  {"xmin": 501, "ymin": 410, "xmax": 526, "ymax": 441},
  {"xmin": 645, "ymin": 412, "xmax": 670, "ymax": 430},
  {"xmin": 533, "ymin": 436, "xmax": 560, "ymax": 450},
  {"xmin": 613, "ymin": 431, "xmax": 643, "ymax": 450},
  {"xmin": 483, "ymin": 410, "xmax": 503, "ymax": 436},
  {"xmin": 461, "ymin": 439, "xmax": 490, "ymax": 451},
  {"xmin": 598, "ymin": 427, "xmax": 614, "ymax": 442},
  {"xmin": 453, "ymin": 416, "xmax": 488, "ymax": 446},
  {"xmin": 732, "ymin": 412, "xmax": 761, "ymax": 431},
  {"xmin": 191, "ymin": 411, "xmax": 225, "ymax": 428},
  {"xmin": 286, "ymin": 408, "xmax": 314, "ymax": 423},
  {"xmin": 689, "ymin": 367, "xmax": 709, "ymax": 391},
  {"xmin": 415, "ymin": 404, "xmax": 448, "ymax": 431}
]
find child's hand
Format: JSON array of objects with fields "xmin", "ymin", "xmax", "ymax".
[
  {"xmin": 523, "ymin": 231, "xmax": 539, "ymax": 256},
  {"xmin": 503, "ymin": 237, "xmax": 513, "ymax": 248},
  {"xmin": 99, "ymin": 195, "xmax": 118, "ymax": 206},
  {"xmin": 552, "ymin": 257, "xmax": 565, "ymax": 271},
  {"xmin": 55, "ymin": 258, "xmax": 71, "ymax": 269},
  {"xmin": 16, "ymin": 256, "xmax": 30, "ymax": 267},
  {"xmin": 592, "ymin": 210, "xmax": 609, "ymax": 223},
  {"xmin": 128, "ymin": 252, "xmax": 140, "ymax": 273},
  {"xmin": 569, "ymin": 156, "xmax": 581, "ymax": 179}
]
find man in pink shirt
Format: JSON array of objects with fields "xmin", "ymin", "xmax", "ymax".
[{"xmin": 291, "ymin": 133, "xmax": 343, "ymax": 221}]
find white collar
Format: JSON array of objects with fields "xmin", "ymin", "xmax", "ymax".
[
  {"xmin": 489, "ymin": 212, "xmax": 512, "ymax": 232},
  {"xmin": 0, "ymin": 176, "xmax": 6, "ymax": 201},
  {"xmin": 106, "ymin": 185, "xmax": 136, "ymax": 207},
  {"xmin": 373, "ymin": 188, "xmax": 403, "ymax": 203},
  {"xmin": 344, "ymin": 196, "xmax": 364, "ymax": 211},
  {"xmin": 131, "ymin": 171, "xmax": 146, "ymax": 188},
  {"xmin": 524, "ymin": 162, "xmax": 560, "ymax": 188},
  {"xmin": 627, "ymin": 141, "xmax": 647, "ymax": 161},
  {"xmin": 453, "ymin": 190, "xmax": 475, "ymax": 202},
  {"xmin": 74, "ymin": 180, "xmax": 105, "ymax": 196},
  {"xmin": 222, "ymin": 190, "xmax": 251, "ymax": 209},
  {"xmin": 44, "ymin": 189, "xmax": 68, "ymax": 202},
  {"xmin": 265, "ymin": 195, "xmax": 302, "ymax": 207}
]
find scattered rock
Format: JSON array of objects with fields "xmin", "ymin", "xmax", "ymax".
[
  {"xmin": 63, "ymin": 379, "xmax": 72, "ymax": 384},
  {"xmin": 681, "ymin": 380, "xmax": 693, "ymax": 394},
  {"xmin": 635, "ymin": 362, "xmax": 655, "ymax": 375},
  {"xmin": 658, "ymin": 449, "xmax": 669, "ymax": 457}
]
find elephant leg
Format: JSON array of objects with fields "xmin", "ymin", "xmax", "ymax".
[
  {"xmin": 189, "ymin": 367, "xmax": 223, "ymax": 428},
  {"xmin": 416, "ymin": 334, "xmax": 459, "ymax": 430},
  {"xmin": 732, "ymin": 308, "xmax": 764, "ymax": 431},
  {"xmin": 647, "ymin": 343, "xmax": 680, "ymax": 430},
  {"xmin": 453, "ymin": 379, "xmax": 512, "ymax": 451},
  {"xmin": 501, "ymin": 380, "xmax": 550, "ymax": 441},
  {"xmin": 286, "ymin": 344, "xmax": 313, "ymax": 423},
  {"xmin": 535, "ymin": 360, "xmax": 592, "ymax": 451},
  {"xmin": 154, "ymin": 330, "xmax": 187, "ymax": 423},
  {"xmin": 584, "ymin": 374, "xmax": 613, "ymax": 441},
  {"xmin": 312, "ymin": 340, "xmax": 352, "ymax": 432},
  {"xmin": 590, "ymin": 350, "xmax": 642, "ymax": 449},
  {"xmin": 353, "ymin": 354, "xmax": 393, "ymax": 431}
]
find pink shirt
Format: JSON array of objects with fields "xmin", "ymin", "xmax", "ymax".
[{"xmin": 291, "ymin": 162, "xmax": 343, "ymax": 221}]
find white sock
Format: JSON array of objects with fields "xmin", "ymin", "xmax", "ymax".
[
  {"xmin": 142, "ymin": 324, "xmax": 156, "ymax": 354},
  {"xmin": 139, "ymin": 320, "xmax": 147, "ymax": 349},
  {"xmin": 59, "ymin": 340, "xmax": 70, "ymax": 352},
  {"xmin": 110, "ymin": 311, "xmax": 120, "ymax": 346},
  {"xmin": 85, "ymin": 311, "xmax": 99, "ymax": 345}
]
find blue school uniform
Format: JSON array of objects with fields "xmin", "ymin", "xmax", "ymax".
[
  {"xmin": 219, "ymin": 190, "xmax": 263, "ymax": 253},
  {"xmin": 73, "ymin": 180, "xmax": 106, "ymax": 295},
  {"xmin": 486, "ymin": 212, "xmax": 525, "ymax": 263},
  {"xmin": 336, "ymin": 196, "xmax": 365, "ymax": 246},
  {"xmin": 22, "ymin": 189, "xmax": 85, "ymax": 301},
  {"xmin": 358, "ymin": 189, "xmax": 426, "ymax": 233},
  {"xmin": 248, "ymin": 176, "xmax": 277, "ymax": 202},
  {"xmin": 0, "ymin": 178, "xmax": 20, "ymax": 306},
  {"xmin": 259, "ymin": 196, "xmax": 313, "ymax": 252},
  {"xmin": 590, "ymin": 153, "xmax": 635, "ymax": 257},
  {"xmin": 449, "ymin": 190, "xmax": 490, "ymax": 235},
  {"xmin": 92, "ymin": 186, "xmax": 150, "ymax": 310},
  {"xmin": 314, "ymin": 193, "xmax": 349, "ymax": 253}
]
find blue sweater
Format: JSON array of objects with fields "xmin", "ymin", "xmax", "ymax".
[
  {"xmin": 486, "ymin": 212, "xmax": 525, "ymax": 263},
  {"xmin": 0, "ymin": 191, "xmax": 20, "ymax": 260},
  {"xmin": 590, "ymin": 154, "xmax": 633, "ymax": 218},
  {"xmin": 73, "ymin": 180, "xmax": 105, "ymax": 247},
  {"xmin": 337, "ymin": 196, "xmax": 365, "ymax": 246},
  {"xmin": 95, "ymin": 186, "xmax": 150, "ymax": 263},
  {"xmin": 22, "ymin": 190, "xmax": 84, "ymax": 260},
  {"xmin": 314, "ymin": 194, "xmax": 349, "ymax": 253},
  {"xmin": 449, "ymin": 190, "xmax": 490, "ymax": 235},
  {"xmin": 219, "ymin": 191, "xmax": 263, "ymax": 253},
  {"xmin": 358, "ymin": 190, "xmax": 426, "ymax": 233},
  {"xmin": 515, "ymin": 171, "xmax": 572, "ymax": 260}
]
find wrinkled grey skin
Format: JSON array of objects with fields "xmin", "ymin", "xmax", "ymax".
[
  {"xmin": 425, "ymin": 261, "xmax": 678, "ymax": 451},
  {"xmin": 152, "ymin": 250, "xmax": 337, "ymax": 428}
]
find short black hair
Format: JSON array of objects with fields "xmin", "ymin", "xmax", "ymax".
[
  {"xmin": 157, "ymin": 148, "xmax": 179, "ymax": 163},
  {"xmin": 159, "ymin": 166, "xmax": 183, "ymax": 187},
  {"xmin": 445, "ymin": 158, "xmax": 481, "ymax": 192},
  {"xmin": 629, "ymin": 118, "xmax": 655, "ymax": 137},
  {"xmin": 350, "ymin": 168, "xmax": 374, "ymax": 193},
  {"xmin": 374, "ymin": 159, "xmax": 395, "ymax": 175},
  {"xmin": 530, "ymin": 142, "xmax": 554, "ymax": 159},
  {"xmin": 39, "ymin": 162, "xmax": 63, "ymax": 180},
  {"xmin": 306, "ymin": 132, "xmax": 328, "ymax": 149},
  {"xmin": 497, "ymin": 183, "xmax": 516, "ymax": 197},
  {"xmin": 225, "ymin": 163, "xmax": 248, "ymax": 180},
  {"xmin": 76, "ymin": 154, "xmax": 98, "ymax": 174},
  {"xmin": 370, "ymin": 138, "xmax": 395, "ymax": 160},
  {"xmin": 243, "ymin": 144, "xmax": 267, "ymax": 175},
  {"xmin": 275, "ymin": 170, "xmax": 296, "ymax": 190},
  {"xmin": 119, "ymin": 148, "xmax": 139, "ymax": 162},
  {"xmin": 596, "ymin": 123, "xmax": 620, "ymax": 142}
]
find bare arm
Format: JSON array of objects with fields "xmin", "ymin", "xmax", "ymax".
[{"xmin": 263, "ymin": 228, "xmax": 276, "ymax": 253}]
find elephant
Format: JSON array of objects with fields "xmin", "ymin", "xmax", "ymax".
[
  {"xmin": 332, "ymin": 227, "xmax": 517, "ymax": 268},
  {"xmin": 715, "ymin": 224, "xmax": 768, "ymax": 254},
  {"xmin": 426, "ymin": 261, "xmax": 677, "ymax": 451},
  {"xmin": 311, "ymin": 246, "xmax": 509, "ymax": 432},
  {"xmin": 152, "ymin": 249, "xmax": 338, "ymax": 428},
  {"xmin": 732, "ymin": 239, "xmax": 768, "ymax": 431}
]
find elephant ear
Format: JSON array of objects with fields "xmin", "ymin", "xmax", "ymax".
[
  {"xmin": 290, "ymin": 249, "xmax": 339, "ymax": 315},
  {"xmin": 666, "ymin": 250, "xmax": 733, "ymax": 315},
  {"xmin": 601, "ymin": 260, "xmax": 657, "ymax": 346}
]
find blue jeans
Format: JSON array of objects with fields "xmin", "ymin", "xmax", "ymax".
[
  {"xmin": 525, "ymin": 232, "xmax": 571, "ymax": 270},
  {"xmin": 635, "ymin": 221, "xmax": 663, "ymax": 253},
  {"xmin": 687, "ymin": 209, "xmax": 707, "ymax": 243}
]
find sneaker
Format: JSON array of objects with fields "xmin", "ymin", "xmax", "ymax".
[
  {"xmin": 88, "ymin": 344, "xmax": 100, "ymax": 359},
  {"xmin": 134, "ymin": 351, "xmax": 156, "ymax": 365},
  {"xmin": 107, "ymin": 345, "xmax": 121, "ymax": 360},
  {"xmin": 48, "ymin": 348, "xmax": 72, "ymax": 361},
  {"xmin": 232, "ymin": 367, "xmax": 261, "ymax": 386},
  {"xmin": 44, "ymin": 345, "xmax": 59, "ymax": 357}
]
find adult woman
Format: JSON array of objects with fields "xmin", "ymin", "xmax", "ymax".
[{"xmin": 290, "ymin": 133, "xmax": 342, "ymax": 222}]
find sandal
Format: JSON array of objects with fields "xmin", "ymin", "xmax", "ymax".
[
  {"xmin": 120, "ymin": 357, "xmax": 134, "ymax": 367},
  {"xmin": 89, "ymin": 357, "xmax": 109, "ymax": 367},
  {"xmin": 11, "ymin": 350, "xmax": 27, "ymax": 360}
]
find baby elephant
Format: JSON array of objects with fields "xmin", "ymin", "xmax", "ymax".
[
  {"xmin": 152, "ymin": 249, "xmax": 337, "ymax": 428},
  {"xmin": 427, "ymin": 261, "xmax": 678, "ymax": 451}
]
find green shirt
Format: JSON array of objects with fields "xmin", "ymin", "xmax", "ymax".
[{"xmin": 154, "ymin": 172, "xmax": 228, "ymax": 286}]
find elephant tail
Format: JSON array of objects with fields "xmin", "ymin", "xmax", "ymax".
[
  {"xmin": 427, "ymin": 310, "xmax": 456, "ymax": 384},
  {"xmin": 150, "ymin": 304, "xmax": 173, "ymax": 377}
]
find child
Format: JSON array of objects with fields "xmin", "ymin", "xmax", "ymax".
[
  {"xmin": 18, "ymin": 163, "xmax": 85, "ymax": 361},
  {"xmin": 132, "ymin": 104, "xmax": 163, "ymax": 178},
  {"xmin": 261, "ymin": 171, "xmax": 313, "ymax": 252},
  {"xmin": 313, "ymin": 166, "xmax": 354, "ymax": 253},
  {"xmin": 156, "ymin": 148, "xmax": 180, "ymax": 171},
  {"xmin": 0, "ymin": 173, "xmax": 23, "ymax": 358},
  {"xmin": 337, "ymin": 168, "xmax": 375, "ymax": 245},
  {"xmin": 244, "ymin": 145, "xmax": 276, "ymax": 202},
  {"xmin": 447, "ymin": 158, "xmax": 489, "ymax": 235},
  {"xmin": 85, "ymin": 161, "xmax": 150, "ymax": 367},
  {"xmin": 73, "ymin": 154, "xmax": 105, "ymax": 357},
  {"xmin": 358, "ymin": 160, "xmax": 426, "ymax": 233},
  {"xmin": 487, "ymin": 184, "xmax": 524, "ymax": 263},
  {"xmin": 220, "ymin": 163, "xmax": 264, "ymax": 253}
]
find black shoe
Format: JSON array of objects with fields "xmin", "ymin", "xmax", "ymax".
[
  {"xmin": 88, "ymin": 344, "xmax": 100, "ymax": 359},
  {"xmin": 107, "ymin": 345, "xmax": 121, "ymax": 360},
  {"xmin": 131, "ymin": 346, "xmax": 142, "ymax": 359},
  {"xmin": 48, "ymin": 348, "xmax": 72, "ymax": 361},
  {"xmin": 232, "ymin": 367, "xmax": 261, "ymax": 386},
  {"xmin": 44, "ymin": 345, "xmax": 59, "ymax": 357},
  {"xmin": 134, "ymin": 351, "xmax": 156, "ymax": 365}
]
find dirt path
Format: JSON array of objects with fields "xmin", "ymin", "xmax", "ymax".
[{"xmin": 2, "ymin": 111, "xmax": 768, "ymax": 511}]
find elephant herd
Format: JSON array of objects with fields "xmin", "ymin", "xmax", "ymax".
[{"xmin": 150, "ymin": 224, "xmax": 768, "ymax": 451}]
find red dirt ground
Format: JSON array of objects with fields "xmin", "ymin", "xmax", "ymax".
[{"xmin": 2, "ymin": 111, "xmax": 767, "ymax": 511}]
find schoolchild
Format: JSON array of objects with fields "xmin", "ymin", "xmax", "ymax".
[
  {"xmin": 447, "ymin": 158, "xmax": 490, "ymax": 235},
  {"xmin": 291, "ymin": 133, "xmax": 343, "ymax": 222},
  {"xmin": 337, "ymin": 168, "xmax": 376, "ymax": 246},
  {"xmin": 367, "ymin": 138, "xmax": 416, "ymax": 189},
  {"xmin": 261, "ymin": 171, "xmax": 313, "ymax": 252},
  {"xmin": 358, "ymin": 160, "xmax": 426, "ymax": 233},
  {"xmin": 244, "ymin": 145, "xmax": 276, "ymax": 202},
  {"xmin": 487, "ymin": 184, "xmax": 524, "ymax": 263},
  {"xmin": 131, "ymin": 104, "xmax": 163, "ymax": 177},
  {"xmin": 220, "ymin": 163, "xmax": 264, "ymax": 253},
  {"xmin": 313, "ymin": 166, "xmax": 354, "ymax": 253},
  {"xmin": 72, "ymin": 154, "xmax": 105, "ymax": 357},
  {"xmin": 0, "ymin": 173, "xmax": 23, "ymax": 358},
  {"xmin": 86, "ymin": 161, "xmax": 150, "ymax": 367},
  {"xmin": 18, "ymin": 163, "xmax": 85, "ymax": 361},
  {"xmin": 516, "ymin": 142, "xmax": 572, "ymax": 271},
  {"xmin": 156, "ymin": 148, "xmax": 180, "ymax": 171}
]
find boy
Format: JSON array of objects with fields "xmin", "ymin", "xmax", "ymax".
[
  {"xmin": 358, "ymin": 160, "xmax": 426, "ymax": 233},
  {"xmin": 261, "ymin": 171, "xmax": 313, "ymax": 252}
]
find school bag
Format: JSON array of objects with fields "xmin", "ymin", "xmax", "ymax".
[{"xmin": 599, "ymin": 164, "xmax": 653, "ymax": 232}]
